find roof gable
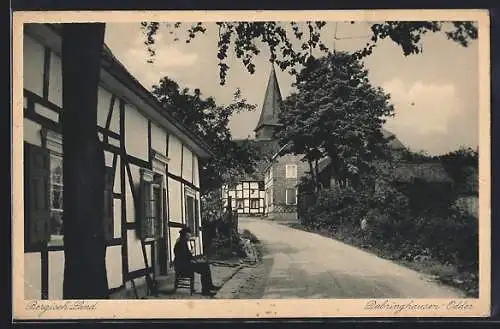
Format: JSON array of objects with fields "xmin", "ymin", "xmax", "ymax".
[{"xmin": 254, "ymin": 66, "xmax": 283, "ymax": 132}]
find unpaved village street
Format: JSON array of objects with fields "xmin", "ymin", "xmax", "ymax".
[{"xmin": 238, "ymin": 217, "xmax": 464, "ymax": 299}]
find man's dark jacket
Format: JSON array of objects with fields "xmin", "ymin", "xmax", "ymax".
[{"xmin": 173, "ymin": 238, "xmax": 194, "ymax": 271}]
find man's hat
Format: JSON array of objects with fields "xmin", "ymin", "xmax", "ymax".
[{"xmin": 179, "ymin": 226, "xmax": 192, "ymax": 235}]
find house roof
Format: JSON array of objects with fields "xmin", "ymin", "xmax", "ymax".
[
  {"xmin": 254, "ymin": 65, "xmax": 283, "ymax": 132},
  {"xmin": 29, "ymin": 23, "xmax": 214, "ymax": 159},
  {"xmin": 381, "ymin": 128, "xmax": 406, "ymax": 150},
  {"xmin": 316, "ymin": 157, "xmax": 331, "ymax": 174},
  {"xmin": 99, "ymin": 44, "xmax": 214, "ymax": 159}
]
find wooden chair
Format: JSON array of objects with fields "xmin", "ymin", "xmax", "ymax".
[
  {"xmin": 171, "ymin": 238, "xmax": 197, "ymax": 295},
  {"xmin": 173, "ymin": 265, "xmax": 195, "ymax": 295}
]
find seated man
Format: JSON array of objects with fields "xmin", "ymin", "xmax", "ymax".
[{"xmin": 173, "ymin": 227, "xmax": 219, "ymax": 296}]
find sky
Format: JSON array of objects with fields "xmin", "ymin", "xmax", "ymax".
[{"xmin": 104, "ymin": 21, "xmax": 479, "ymax": 156}]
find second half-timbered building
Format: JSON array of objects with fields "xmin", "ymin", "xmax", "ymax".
[{"xmin": 22, "ymin": 23, "xmax": 213, "ymax": 299}]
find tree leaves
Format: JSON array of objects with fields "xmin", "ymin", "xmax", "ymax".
[
  {"xmin": 276, "ymin": 51, "xmax": 395, "ymax": 189},
  {"xmin": 151, "ymin": 76, "xmax": 258, "ymax": 194},
  {"xmin": 140, "ymin": 21, "xmax": 477, "ymax": 84}
]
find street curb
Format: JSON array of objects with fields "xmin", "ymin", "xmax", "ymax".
[{"xmin": 213, "ymin": 264, "xmax": 246, "ymax": 299}]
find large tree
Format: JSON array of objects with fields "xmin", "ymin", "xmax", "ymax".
[
  {"xmin": 277, "ymin": 52, "xmax": 395, "ymax": 190},
  {"xmin": 151, "ymin": 76, "xmax": 259, "ymax": 194},
  {"xmin": 58, "ymin": 20, "xmax": 477, "ymax": 298}
]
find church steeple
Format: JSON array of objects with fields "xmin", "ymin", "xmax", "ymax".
[{"xmin": 254, "ymin": 65, "xmax": 283, "ymax": 140}]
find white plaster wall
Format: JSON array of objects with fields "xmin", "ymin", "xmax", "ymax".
[
  {"xmin": 113, "ymin": 156, "xmax": 121, "ymax": 194},
  {"xmin": 48, "ymin": 251, "xmax": 64, "ymax": 299},
  {"xmin": 24, "ymin": 253, "xmax": 41, "ymax": 299},
  {"xmin": 97, "ymin": 86, "xmax": 120, "ymax": 134},
  {"xmin": 108, "ymin": 99, "xmax": 120, "ymax": 134},
  {"xmin": 125, "ymin": 165, "xmax": 141, "ymax": 223},
  {"xmin": 23, "ymin": 35, "xmax": 44, "ymax": 96},
  {"xmin": 48, "ymin": 53, "xmax": 62, "ymax": 107},
  {"xmin": 168, "ymin": 178, "xmax": 182, "ymax": 223},
  {"xmin": 124, "ymin": 103, "xmax": 148, "ymax": 160},
  {"xmin": 113, "ymin": 199, "xmax": 121, "ymax": 238},
  {"xmin": 34, "ymin": 103, "xmax": 58, "ymax": 122},
  {"xmin": 127, "ymin": 230, "xmax": 145, "ymax": 272},
  {"xmin": 145, "ymin": 245, "xmax": 151, "ymax": 267},
  {"xmin": 182, "ymin": 146, "xmax": 193, "ymax": 182},
  {"xmin": 105, "ymin": 245, "xmax": 122, "ymax": 289},
  {"xmin": 168, "ymin": 135, "xmax": 182, "ymax": 176},
  {"xmin": 151, "ymin": 123, "xmax": 167, "ymax": 155},
  {"xmin": 169, "ymin": 227, "xmax": 181, "ymax": 265},
  {"xmin": 97, "ymin": 87, "xmax": 112, "ymax": 128},
  {"xmin": 24, "ymin": 119, "xmax": 42, "ymax": 147},
  {"xmin": 193, "ymin": 156, "xmax": 200, "ymax": 187}
]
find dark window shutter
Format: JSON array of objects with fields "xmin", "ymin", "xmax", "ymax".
[
  {"xmin": 194, "ymin": 198, "xmax": 199, "ymax": 236},
  {"xmin": 103, "ymin": 166, "xmax": 114, "ymax": 241},
  {"xmin": 139, "ymin": 175, "xmax": 154, "ymax": 239},
  {"xmin": 162, "ymin": 188, "xmax": 167, "ymax": 236},
  {"xmin": 185, "ymin": 195, "xmax": 195, "ymax": 235},
  {"xmin": 24, "ymin": 143, "xmax": 51, "ymax": 250}
]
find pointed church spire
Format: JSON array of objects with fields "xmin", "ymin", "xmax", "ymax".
[{"xmin": 254, "ymin": 65, "xmax": 283, "ymax": 140}]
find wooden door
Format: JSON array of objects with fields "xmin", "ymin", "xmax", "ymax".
[{"xmin": 152, "ymin": 185, "xmax": 168, "ymax": 276}]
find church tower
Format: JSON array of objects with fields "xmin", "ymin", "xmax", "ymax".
[{"xmin": 254, "ymin": 65, "xmax": 283, "ymax": 141}]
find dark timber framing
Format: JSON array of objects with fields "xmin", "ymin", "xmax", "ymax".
[
  {"xmin": 180, "ymin": 146, "xmax": 184, "ymax": 225},
  {"xmin": 165, "ymin": 133, "xmax": 172, "ymax": 262},
  {"xmin": 119, "ymin": 98, "xmax": 128, "ymax": 286},
  {"xmin": 22, "ymin": 30, "xmax": 208, "ymax": 299},
  {"xmin": 42, "ymin": 47, "xmax": 51, "ymax": 100},
  {"xmin": 23, "ymin": 87, "xmax": 205, "ymax": 297},
  {"xmin": 103, "ymin": 95, "xmax": 116, "ymax": 144}
]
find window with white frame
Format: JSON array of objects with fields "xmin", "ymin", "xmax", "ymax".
[
  {"xmin": 184, "ymin": 186, "xmax": 199, "ymax": 236},
  {"xmin": 285, "ymin": 164, "xmax": 297, "ymax": 178},
  {"xmin": 286, "ymin": 188, "xmax": 297, "ymax": 205},
  {"xmin": 140, "ymin": 168, "xmax": 164, "ymax": 240},
  {"xmin": 42, "ymin": 129, "xmax": 64, "ymax": 242}
]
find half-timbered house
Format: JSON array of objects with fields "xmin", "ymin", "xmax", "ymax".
[
  {"xmin": 23, "ymin": 23, "xmax": 213, "ymax": 299},
  {"xmin": 226, "ymin": 66, "xmax": 408, "ymax": 222}
]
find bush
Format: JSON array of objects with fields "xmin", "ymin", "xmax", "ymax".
[
  {"xmin": 241, "ymin": 229, "xmax": 260, "ymax": 244},
  {"xmin": 297, "ymin": 173, "xmax": 478, "ymax": 278}
]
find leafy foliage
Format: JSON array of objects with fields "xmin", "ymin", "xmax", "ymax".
[
  {"xmin": 277, "ymin": 52, "xmax": 395, "ymax": 189},
  {"xmin": 439, "ymin": 146, "xmax": 478, "ymax": 190},
  {"xmin": 140, "ymin": 21, "xmax": 478, "ymax": 85},
  {"xmin": 151, "ymin": 76, "xmax": 260, "ymax": 194},
  {"xmin": 296, "ymin": 149, "xmax": 478, "ymax": 295}
]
